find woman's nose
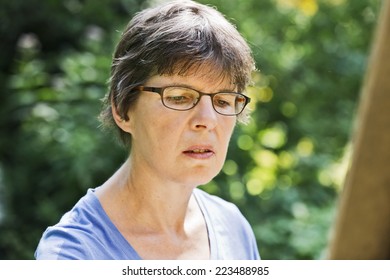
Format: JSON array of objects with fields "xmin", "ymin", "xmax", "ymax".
[{"xmin": 190, "ymin": 95, "xmax": 218, "ymax": 130}]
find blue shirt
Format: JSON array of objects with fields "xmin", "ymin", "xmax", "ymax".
[{"xmin": 35, "ymin": 188, "xmax": 260, "ymax": 260}]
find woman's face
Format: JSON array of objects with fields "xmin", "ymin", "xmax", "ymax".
[{"xmin": 122, "ymin": 69, "xmax": 237, "ymax": 187}]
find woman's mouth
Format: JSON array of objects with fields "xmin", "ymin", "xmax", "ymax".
[{"xmin": 183, "ymin": 147, "xmax": 215, "ymax": 159}]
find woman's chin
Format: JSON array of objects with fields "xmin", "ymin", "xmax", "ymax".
[{"xmin": 173, "ymin": 172, "xmax": 217, "ymax": 188}]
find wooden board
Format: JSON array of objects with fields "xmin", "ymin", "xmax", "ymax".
[{"xmin": 327, "ymin": 0, "xmax": 390, "ymax": 259}]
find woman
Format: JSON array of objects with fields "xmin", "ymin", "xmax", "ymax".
[{"xmin": 35, "ymin": 0, "xmax": 260, "ymax": 260}]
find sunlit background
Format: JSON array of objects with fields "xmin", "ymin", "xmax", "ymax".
[{"xmin": 0, "ymin": 0, "xmax": 381, "ymax": 259}]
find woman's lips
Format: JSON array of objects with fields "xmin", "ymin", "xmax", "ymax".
[{"xmin": 183, "ymin": 146, "xmax": 215, "ymax": 159}]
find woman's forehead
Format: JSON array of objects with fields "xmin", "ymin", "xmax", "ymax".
[
  {"xmin": 148, "ymin": 71, "xmax": 236, "ymax": 92},
  {"xmin": 159, "ymin": 63, "xmax": 236, "ymax": 89}
]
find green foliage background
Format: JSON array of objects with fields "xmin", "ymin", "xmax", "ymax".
[{"xmin": 0, "ymin": 0, "xmax": 381, "ymax": 259}]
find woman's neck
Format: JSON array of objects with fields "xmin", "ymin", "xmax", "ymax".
[{"xmin": 96, "ymin": 158, "xmax": 198, "ymax": 235}]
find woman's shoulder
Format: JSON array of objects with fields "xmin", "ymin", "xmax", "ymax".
[
  {"xmin": 34, "ymin": 189, "xmax": 102, "ymax": 259},
  {"xmin": 35, "ymin": 188, "xmax": 137, "ymax": 260},
  {"xmin": 53, "ymin": 188, "xmax": 104, "ymax": 228}
]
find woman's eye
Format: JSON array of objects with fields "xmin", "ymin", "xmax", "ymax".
[
  {"xmin": 215, "ymin": 97, "xmax": 233, "ymax": 108},
  {"xmin": 166, "ymin": 95, "xmax": 192, "ymax": 104}
]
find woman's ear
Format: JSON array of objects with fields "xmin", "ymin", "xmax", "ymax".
[{"xmin": 112, "ymin": 103, "xmax": 133, "ymax": 134}]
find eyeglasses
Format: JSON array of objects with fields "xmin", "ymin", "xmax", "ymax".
[{"xmin": 135, "ymin": 86, "xmax": 251, "ymax": 116}]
